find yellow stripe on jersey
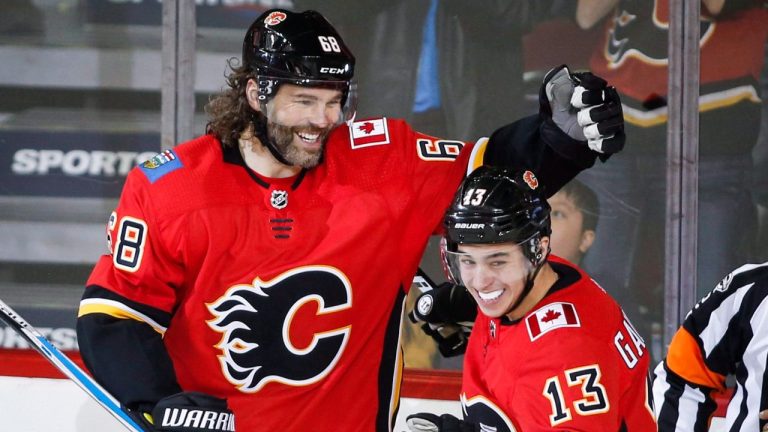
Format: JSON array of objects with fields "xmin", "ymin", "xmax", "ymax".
[
  {"xmin": 467, "ymin": 137, "xmax": 489, "ymax": 175},
  {"xmin": 665, "ymin": 327, "xmax": 726, "ymax": 391},
  {"xmin": 78, "ymin": 299, "xmax": 167, "ymax": 336},
  {"xmin": 699, "ymin": 86, "xmax": 761, "ymax": 113},
  {"xmin": 624, "ymin": 85, "xmax": 760, "ymax": 128},
  {"xmin": 623, "ymin": 106, "xmax": 668, "ymax": 128}
]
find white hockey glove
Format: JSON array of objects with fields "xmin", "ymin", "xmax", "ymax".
[
  {"xmin": 131, "ymin": 392, "xmax": 235, "ymax": 432},
  {"xmin": 408, "ymin": 282, "xmax": 476, "ymax": 358},
  {"xmin": 406, "ymin": 413, "xmax": 477, "ymax": 432},
  {"xmin": 541, "ymin": 64, "xmax": 625, "ymax": 154}
]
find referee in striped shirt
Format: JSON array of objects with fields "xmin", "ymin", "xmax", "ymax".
[{"xmin": 653, "ymin": 262, "xmax": 768, "ymax": 431}]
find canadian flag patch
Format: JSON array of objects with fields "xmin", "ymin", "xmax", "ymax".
[
  {"xmin": 349, "ymin": 118, "xmax": 390, "ymax": 148},
  {"xmin": 525, "ymin": 302, "xmax": 580, "ymax": 341}
]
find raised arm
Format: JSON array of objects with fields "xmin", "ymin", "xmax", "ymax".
[{"xmin": 483, "ymin": 65, "xmax": 625, "ymax": 197}]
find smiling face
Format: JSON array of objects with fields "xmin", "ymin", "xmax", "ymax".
[
  {"xmin": 249, "ymin": 81, "xmax": 344, "ymax": 169},
  {"xmin": 547, "ymin": 191, "xmax": 595, "ymax": 264},
  {"xmin": 451, "ymin": 242, "xmax": 534, "ymax": 319}
]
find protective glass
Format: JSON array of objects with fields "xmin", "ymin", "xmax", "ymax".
[{"xmin": 443, "ymin": 243, "xmax": 533, "ymax": 291}]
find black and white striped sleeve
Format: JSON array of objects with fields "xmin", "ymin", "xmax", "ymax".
[{"xmin": 653, "ymin": 262, "xmax": 768, "ymax": 431}]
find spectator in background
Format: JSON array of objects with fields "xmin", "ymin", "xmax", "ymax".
[
  {"xmin": 549, "ymin": 177, "xmax": 660, "ymax": 361},
  {"xmin": 299, "ymin": 1, "xmax": 578, "ymax": 140},
  {"xmin": 547, "ymin": 179, "xmax": 598, "ymax": 265},
  {"xmin": 574, "ymin": 0, "xmax": 768, "ymax": 342}
]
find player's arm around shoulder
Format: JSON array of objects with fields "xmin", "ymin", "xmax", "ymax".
[
  {"xmin": 341, "ymin": 116, "xmax": 475, "ymax": 231},
  {"xmin": 483, "ymin": 65, "xmax": 626, "ymax": 197},
  {"xmin": 343, "ymin": 116, "xmax": 474, "ymax": 173}
]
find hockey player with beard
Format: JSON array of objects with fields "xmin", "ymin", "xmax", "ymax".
[{"xmin": 76, "ymin": 8, "xmax": 626, "ymax": 432}]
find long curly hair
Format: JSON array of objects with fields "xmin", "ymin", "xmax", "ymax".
[{"xmin": 205, "ymin": 58, "xmax": 262, "ymax": 148}]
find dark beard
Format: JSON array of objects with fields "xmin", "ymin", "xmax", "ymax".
[{"xmin": 267, "ymin": 122, "xmax": 332, "ymax": 169}]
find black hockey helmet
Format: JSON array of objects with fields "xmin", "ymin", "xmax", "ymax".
[
  {"xmin": 242, "ymin": 9, "xmax": 356, "ymax": 121},
  {"xmin": 443, "ymin": 166, "xmax": 551, "ymax": 275},
  {"xmin": 442, "ymin": 166, "xmax": 552, "ymax": 312}
]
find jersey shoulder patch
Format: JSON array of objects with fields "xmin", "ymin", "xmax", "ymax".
[
  {"xmin": 348, "ymin": 117, "xmax": 390, "ymax": 149},
  {"xmin": 525, "ymin": 302, "xmax": 581, "ymax": 341},
  {"xmin": 139, "ymin": 149, "xmax": 183, "ymax": 183}
]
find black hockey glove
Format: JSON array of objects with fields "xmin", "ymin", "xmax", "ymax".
[
  {"xmin": 540, "ymin": 64, "xmax": 625, "ymax": 155},
  {"xmin": 408, "ymin": 282, "xmax": 477, "ymax": 357},
  {"xmin": 130, "ymin": 392, "xmax": 235, "ymax": 432},
  {"xmin": 406, "ymin": 413, "xmax": 478, "ymax": 432}
]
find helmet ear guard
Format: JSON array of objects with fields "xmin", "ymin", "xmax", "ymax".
[{"xmin": 526, "ymin": 234, "xmax": 554, "ymax": 269}]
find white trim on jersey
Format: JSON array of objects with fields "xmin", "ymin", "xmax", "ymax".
[{"xmin": 79, "ymin": 298, "xmax": 168, "ymax": 335}]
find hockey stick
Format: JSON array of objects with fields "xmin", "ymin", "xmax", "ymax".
[
  {"xmin": 0, "ymin": 298, "xmax": 145, "ymax": 432},
  {"xmin": 0, "ymin": 269, "xmax": 437, "ymax": 432}
]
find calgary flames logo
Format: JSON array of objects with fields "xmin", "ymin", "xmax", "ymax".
[
  {"xmin": 264, "ymin": 11, "xmax": 287, "ymax": 26},
  {"xmin": 207, "ymin": 266, "xmax": 352, "ymax": 393},
  {"xmin": 605, "ymin": 2, "xmax": 713, "ymax": 67},
  {"xmin": 522, "ymin": 170, "xmax": 539, "ymax": 190}
]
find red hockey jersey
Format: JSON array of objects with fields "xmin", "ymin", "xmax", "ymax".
[
  {"xmin": 461, "ymin": 256, "xmax": 657, "ymax": 431},
  {"xmin": 587, "ymin": 0, "xmax": 768, "ymax": 128},
  {"xmin": 83, "ymin": 118, "xmax": 482, "ymax": 431}
]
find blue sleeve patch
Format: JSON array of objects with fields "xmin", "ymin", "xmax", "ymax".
[{"xmin": 139, "ymin": 149, "xmax": 183, "ymax": 183}]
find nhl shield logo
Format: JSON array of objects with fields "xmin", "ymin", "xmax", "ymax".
[{"xmin": 270, "ymin": 190, "xmax": 288, "ymax": 210}]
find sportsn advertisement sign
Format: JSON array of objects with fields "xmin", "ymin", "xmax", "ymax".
[
  {"xmin": 0, "ymin": 307, "xmax": 78, "ymax": 351},
  {"xmin": 0, "ymin": 130, "xmax": 158, "ymax": 197}
]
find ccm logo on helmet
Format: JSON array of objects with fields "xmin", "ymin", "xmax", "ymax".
[
  {"xmin": 320, "ymin": 67, "xmax": 346, "ymax": 74},
  {"xmin": 455, "ymin": 223, "xmax": 485, "ymax": 229}
]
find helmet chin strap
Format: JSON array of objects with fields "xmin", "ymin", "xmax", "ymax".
[
  {"xmin": 503, "ymin": 242, "xmax": 550, "ymax": 318},
  {"xmin": 251, "ymin": 110, "xmax": 293, "ymax": 167}
]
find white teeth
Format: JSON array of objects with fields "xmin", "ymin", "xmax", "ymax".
[
  {"xmin": 478, "ymin": 289, "xmax": 503, "ymax": 301},
  {"xmin": 297, "ymin": 132, "xmax": 320, "ymax": 141}
]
